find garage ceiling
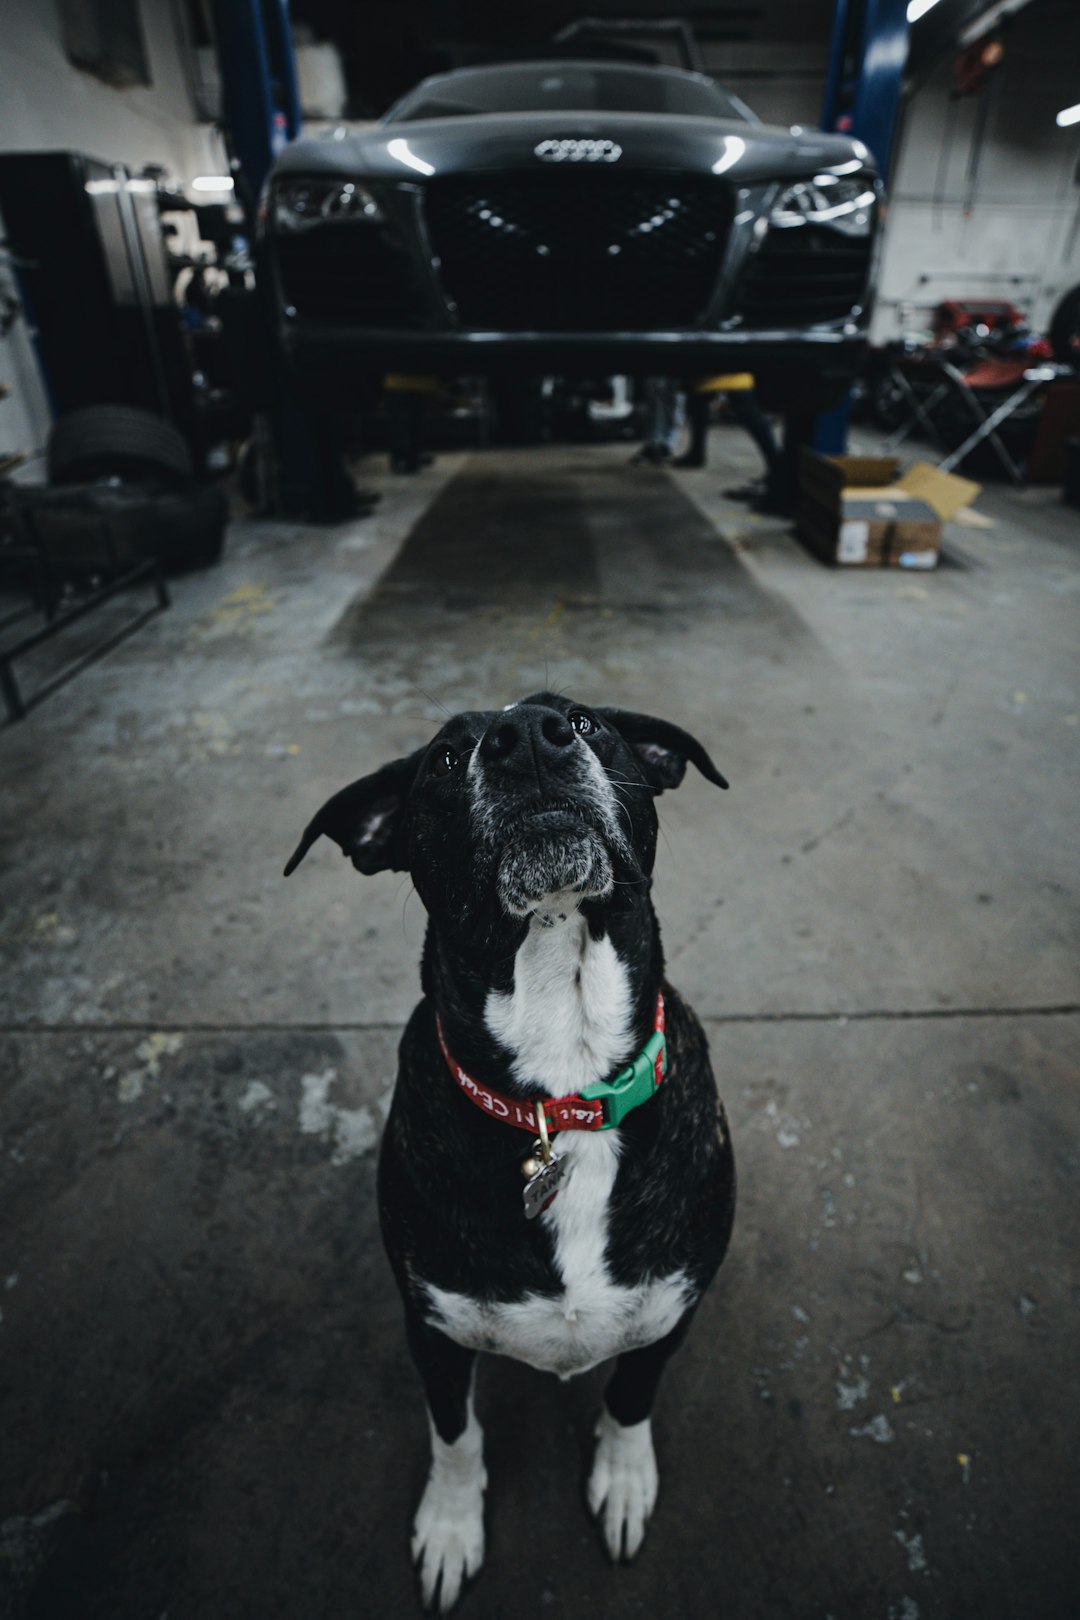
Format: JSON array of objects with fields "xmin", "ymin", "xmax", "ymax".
[
  {"xmin": 414, "ymin": 2, "xmax": 840, "ymax": 46},
  {"xmin": 292, "ymin": 1, "xmax": 841, "ymax": 116},
  {"xmin": 292, "ymin": 0, "xmax": 1071, "ymax": 116}
]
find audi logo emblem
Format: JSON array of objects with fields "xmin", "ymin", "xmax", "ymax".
[{"xmin": 534, "ymin": 138, "xmax": 623, "ymax": 164}]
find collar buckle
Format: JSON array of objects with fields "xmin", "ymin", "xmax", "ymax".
[{"xmin": 582, "ymin": 1030, "xmax": 667, "ymax": 1128}]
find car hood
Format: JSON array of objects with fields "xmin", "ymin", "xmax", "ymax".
[{"xmin": 273, "ymin": 111, "xmax": 874, "ymax": 186}]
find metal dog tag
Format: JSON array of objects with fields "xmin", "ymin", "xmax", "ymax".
[{"xmin": 523, "ymin": 1152, "xmax": 573, "ymax": 1220}]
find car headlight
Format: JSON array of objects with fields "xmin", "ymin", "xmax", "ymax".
[
  {"xmin": 769, "ymin": 176, "xmax": 877, "ymax": 238},
  {"xmin": 272, "ymin": 178, "xmax": 384, "ymax": 231}
]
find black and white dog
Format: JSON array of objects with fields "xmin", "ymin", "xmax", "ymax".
[{"xmin": 286, "ymin": 694, "xmax": 736, "ymax": 1612}]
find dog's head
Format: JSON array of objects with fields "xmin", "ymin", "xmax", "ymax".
[{"xmin": 284, "ymin": 693, "xmax": 726, "ymax": 934}]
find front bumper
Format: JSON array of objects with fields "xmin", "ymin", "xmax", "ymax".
[
  {"xmin": 267, "ymin": 164, "xmax": 877, "ymax": 407},
  {"xmin": 281, "ymin": 323, "xmax": 867, "ymax": 401}
]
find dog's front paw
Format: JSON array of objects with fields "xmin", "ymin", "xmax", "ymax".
[
  {"xmin": 587, "ymin": 1409, "xmax": 659, "ymax": 1563},
  {"xmin": 412, "ymin": 1475, "xmax": 485, "ymax": 1612},
  {"xmin": 412, "ymin": 1428, "xmax": 487, "ymax": 1613}
]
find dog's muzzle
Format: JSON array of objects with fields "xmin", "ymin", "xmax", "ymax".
[
  {"xmin": 495, "ymin": 809, "xmax": 613, "ymax": 918},
  {"xmin": 470, "ymin": 706, "xmax": 624, "ymax": 917}
]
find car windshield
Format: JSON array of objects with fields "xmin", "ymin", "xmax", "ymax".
[{"xmin": 385, "ymin": 63, "xmax": 755, "ymax": 124}]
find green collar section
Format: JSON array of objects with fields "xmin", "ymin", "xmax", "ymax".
[{"xmin": 581, "ymin": 1029, "xmax": 667, "ymax": 1128}]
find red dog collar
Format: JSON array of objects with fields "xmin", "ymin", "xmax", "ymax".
[{"xmin": 436, "ymin": 991, "xmax": 666, "ymax": 1135}]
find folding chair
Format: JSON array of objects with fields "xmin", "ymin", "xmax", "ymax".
[
  {"xmin": 936, "ymin": 359, "xmax": 1064, "ymax": 485},
  {"xmin": 879, "ymin": 357, "xmax": 956, "ymax": 455}
]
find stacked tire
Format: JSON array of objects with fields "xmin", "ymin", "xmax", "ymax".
[
  {"xmin": 48, "ymin": 405, "xmax": 195, "ymax": 489},
  {"xmin": 32, "ymin": 405, "xmax": 227, "ymax": 574}
]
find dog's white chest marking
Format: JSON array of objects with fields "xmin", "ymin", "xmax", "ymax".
[
  {"xmin": 423, "ymin": 1130, "xmax": 694, "ymax": 1377},
  {"xmin": 422, "ymin": 912, "xmax": 695, "ymax": 1378},
  {"xmin": 484, "ymin": 908, "xmax": 633, "ymax": 1098}
]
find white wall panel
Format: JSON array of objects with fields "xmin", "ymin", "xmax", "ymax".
[
  {"xmin": 0, "ymin": 0, "xmax": 223, "ymax": 462},
  {"xmin": 876, "ymin": 1, "xmax": 1080, "ymax": 339}
]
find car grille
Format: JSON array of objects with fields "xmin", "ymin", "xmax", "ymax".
[
  {"xmin": 424, "ymin": 173, "xmax": 730, "ymax": 331},
  {"xmin": 276, "ymin": 224, "xmax": 422, "ymax": 326},
  {"xmin": 739, "ymin": 225, "xmax": 871, "ymax": 328}
]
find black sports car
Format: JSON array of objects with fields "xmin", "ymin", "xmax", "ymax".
[{"xmin": 265, "ymin": 60, "xmax": 881, "ymax": 412}]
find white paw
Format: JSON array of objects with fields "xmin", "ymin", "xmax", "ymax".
[
  {"xmin": 587, "ymin": 1410, "xmax": 659, "ymax": 1563},
  {"xmin": 412, "ymin": 1413, "xmax": 487, "ymax": 1613}
]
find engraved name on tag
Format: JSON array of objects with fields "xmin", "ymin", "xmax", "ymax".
[{"xmin": 522, "ymin": 1153, "xmax": 573, "ymax": 1220}]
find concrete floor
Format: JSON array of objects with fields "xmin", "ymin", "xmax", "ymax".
[{"xmin": 1, "ymin": 428, "xmax": 1078, "ymax": 1620}]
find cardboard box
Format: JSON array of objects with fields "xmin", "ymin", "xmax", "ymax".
[{"xmin": 798, "ymin": 452, "xmax": 980, "ymax": 569}]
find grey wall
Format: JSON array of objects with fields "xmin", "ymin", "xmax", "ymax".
[
  {"xmin": 704, "ymin": 13, "xmax": 1080, "ymax": 345},
  {"xmin": 0, "ymin": 0, "xmax": 223, "ymax": 469},
  {"xmin": 700, "ymin": 42, "xmax": 829, "ymax": 132},
  {"xmin": 874, "ymin": 0, "xmax": 1080, "ymax": 340}
]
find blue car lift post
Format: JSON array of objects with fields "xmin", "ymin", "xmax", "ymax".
[
  {"xmin": 804, "ymin": 0, "xmax": 911, "ymax": 460},
  {"xmin": 210, "ymin": 0, "xmax": 356, "ymax": 519}
]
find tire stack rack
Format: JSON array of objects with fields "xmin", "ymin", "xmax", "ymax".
[
  {"xmin": 0, "ymin": 548, "xmax": 169, "ymax": 723},
  {"xmin": 0, "ymin": 405, "xmax": 225, "ymax": 722}
]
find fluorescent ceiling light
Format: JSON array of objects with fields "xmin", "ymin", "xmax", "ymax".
[
  {"xmin": 192, "ymin": 175, "xmax": 234, "ymax": 191},
  {"xmin": 1057, "ymin": 103, "xmax": 1080, "ymax": 127},
  {"xmin": 907, "ymin": 0, "xmax": 942, "ymax": 20}
]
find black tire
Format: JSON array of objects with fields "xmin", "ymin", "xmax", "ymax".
[
  {"xmin": 11, "ymin": 483, "xmax": 227, "ymax": 576},
  {"xmin": 48, "ymin": 405, "xmax": 193, "ymax": 488},
  {"xmin": 149, "ymin": 484, "xmax": 228, "ymax": 572},
  {"xmin": 1049, "ymin": 284, "xmax": 1080, "ymax": 366}
]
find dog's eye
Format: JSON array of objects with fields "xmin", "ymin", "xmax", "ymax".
[
  {"xmin": 569, "ymin": 711, "xmax": 596, "ymax": 737},
  {"xmin": 432, "ymin": 746, "xmax": 459, "ymax": 778}
]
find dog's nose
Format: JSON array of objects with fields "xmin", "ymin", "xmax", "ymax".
[{"xmin": 480, "ymin": 709, "xmax": 574, "ymax": 769}]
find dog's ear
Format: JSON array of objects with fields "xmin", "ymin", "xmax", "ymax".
[
  {"xmin": 284, "ymin": 749, "xmax": 426, "ymax": 877},
  {"xmin": 595, "ymin": 708, "xmax": 728, "ymax": 793}
]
